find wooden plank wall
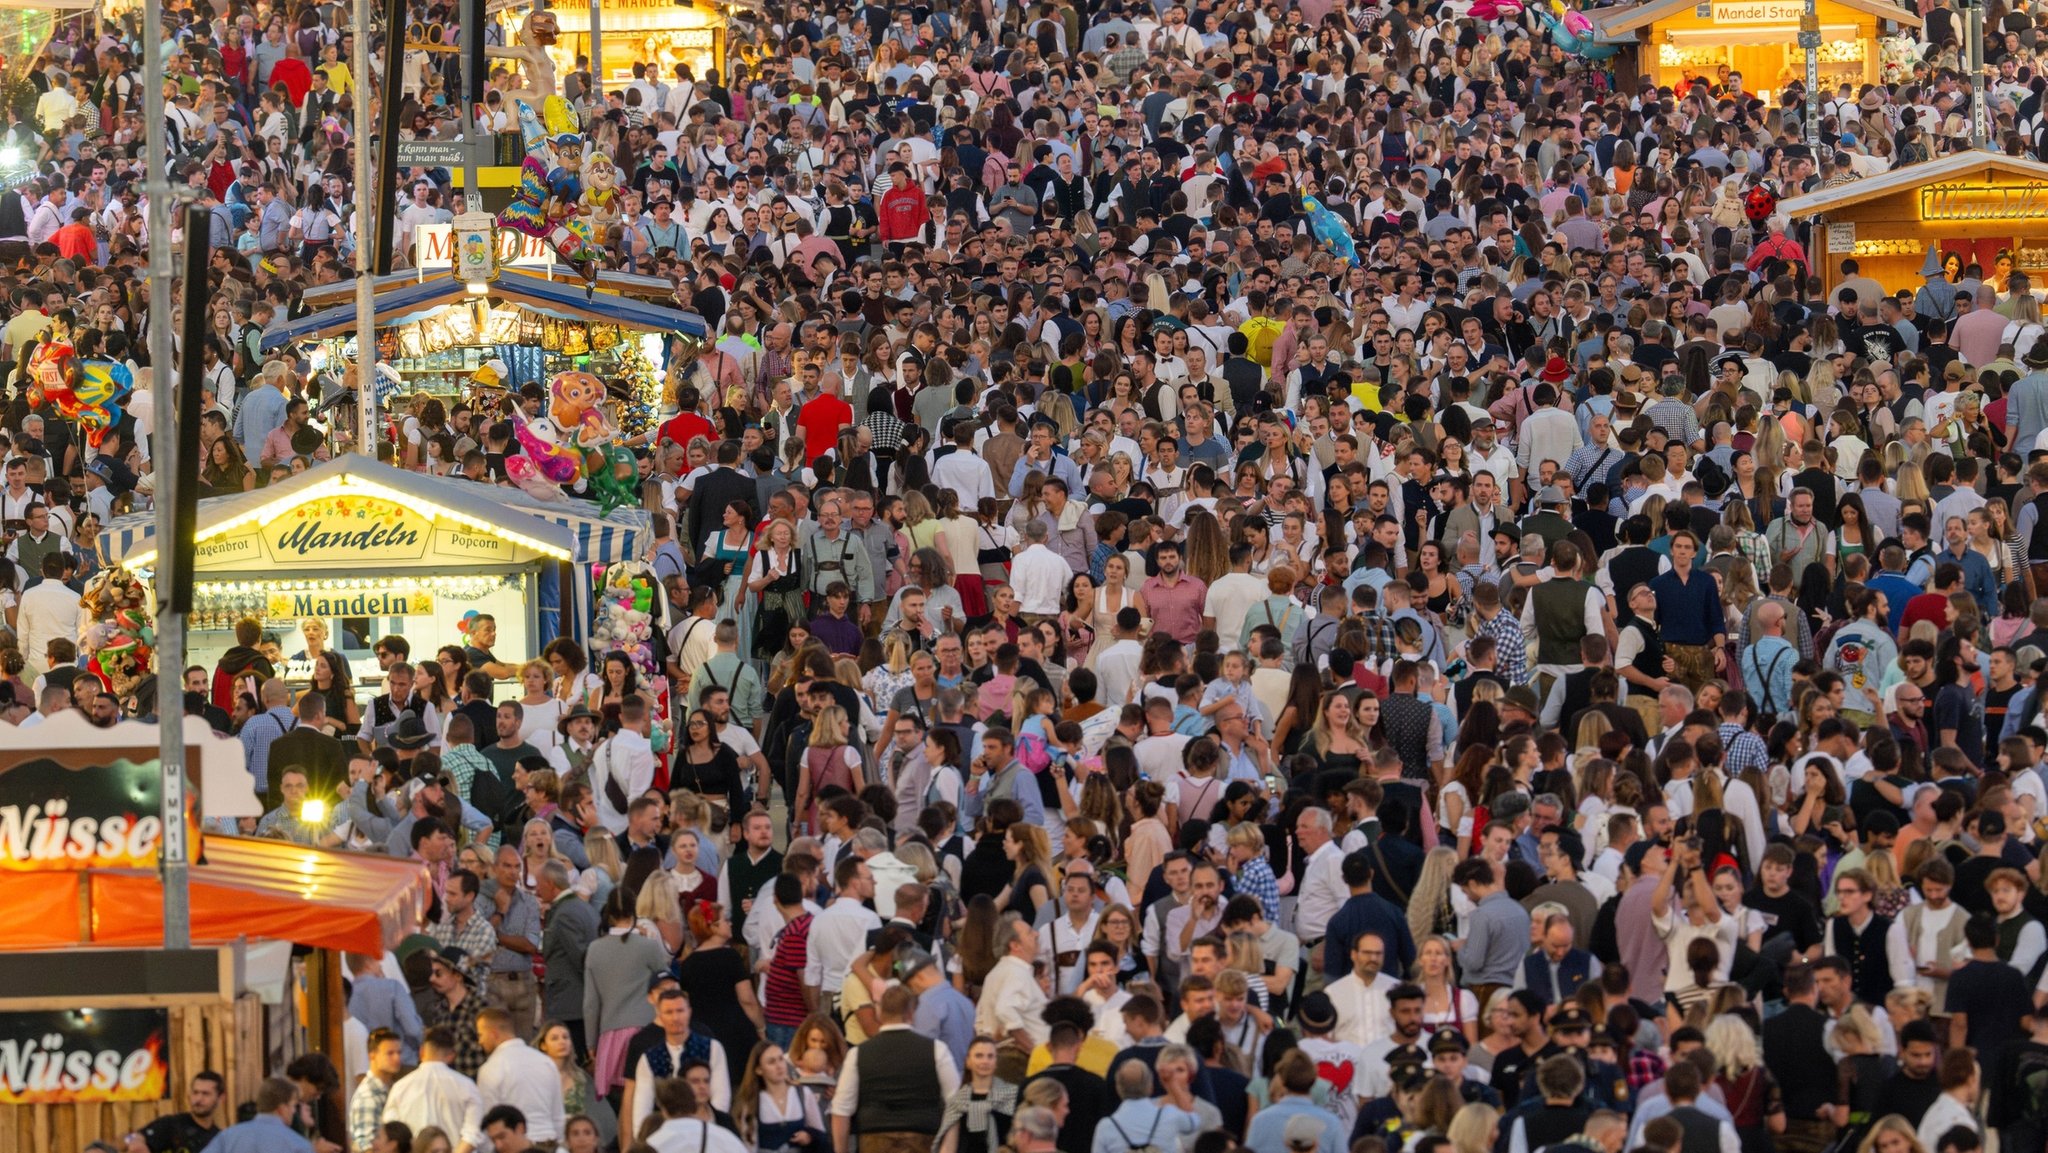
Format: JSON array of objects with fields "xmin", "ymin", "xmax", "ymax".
[{"xmin": 3, "ymin": 995, "xmax": 264, "ymax": 1151}]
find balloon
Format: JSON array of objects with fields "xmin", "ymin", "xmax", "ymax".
[
  {"xmin": 509, "ymin": 409, "xmax": 584, "ymax": 485},
  {"xmin": 506, "ymin": 454, "xmax": 568, "ymax": 501},
  {"xmin": 589, "ymin": 444, "xmax": 640, "ymax": 517}
]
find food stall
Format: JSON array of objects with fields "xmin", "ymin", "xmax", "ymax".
[
  {"xmin": 1595, "ymin": 0, "xmax": 1918, "ymax": 96},
  {"xmin": 0, "ymin": 712, "xmax": 431, "ymax": 1149},
  {"xmin": 547, "ymin": 0, "xmax": 728, "ymax": 87},
  {"xmin": 94, "ymin": 456, "xmax": 651, "ymax": 690},
  {"xmin": 264, "ymin": 267, "xmax": 706, "ymax": 437},
  {"xmin": 1778, "ymin": 149, "xmax": 2048, "ymax": 299}
]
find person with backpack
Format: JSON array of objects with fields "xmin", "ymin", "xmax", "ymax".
[{"xmin": 1092, "ymin": 1052, "xmax": 1204, "ymax": 1153}]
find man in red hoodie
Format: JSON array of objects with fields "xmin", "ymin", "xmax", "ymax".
[
  {"xmin": 212, "ymin": 616, "xmax": 276, "ymax": 712},
  {"xmin": 877, "ymin": 162, "xmax": 927, "ymax": 251}
]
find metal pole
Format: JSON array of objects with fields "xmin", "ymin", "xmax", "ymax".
[
  {"xmin": 464, "ymin": 0, "xmax": 486, "ymax": 214},
  {"xmin": 591, "ymin": 0, "xmax": 603, "ymax": 103},
  {"xmin": 355, "ymin": 0, "xmax": 379, "ymax": 454},
  {"xmin": 142, "ymin": 0, "xmax": 188, "ymax": 952},
  {"xmin": 1973, "ymin": 2, "xmax": 1989, "ymax": 150},
  {"xmin": 1801, "ymin": 0, "xmax": 1820, "ymax": 150},
  {"xmin": 376, "ymin": 0, "xmax": 407, "ymax": 275}
]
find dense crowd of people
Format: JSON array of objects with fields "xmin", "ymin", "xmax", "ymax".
[{"xmin": 19, "ymin": 0, "xmax": 2048, "ymax": 1151}]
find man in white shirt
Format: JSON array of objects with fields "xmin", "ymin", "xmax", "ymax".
[
  {"xmin": 931, "ymin": 420, "xmax": 996, "ymax": 504},
  {"xmin": 663, "ymin": 588, "xmax": 719, "ymax": 688},
  {"xmin": 805, "ymin": 856, "xmax": 882, "ymax": 1013},
  {"xmin": 16, "ymin": 552, "xmax": 80, "ymax": 677},
  {"xmin": 1094, "ymin": 610, "xmax": 1146, "ymax": 708},
  {"xmin": 381, "ymin": 1028, "xmax": 484, "ymax": 1147},
  {"xmin": 1915, "ymin": 1049, "xmax": 1982, "ymax": 1151},
  {"xmin": 976, "ymin": 912, "xmax": 1052, "ymax": 1054},
  {"xmin": 624, "ymin": 988, "xmax": 732, "ymax": 1136},
  {"xmin": 1202, "ymin": 549, "xmax": 1269, "ymax": 653},
  {"xmin": 645, "ymin": 1077, "xmax": 748, "ymax": 1152},
  {"xmin": 591, "ymin": 698, "xmax": 657, "ymax": 834},
  {"xmin": 1039, "ymin": 869, "xmax": 1101, "ymax": 995},
  {"xmin": 1323, "ymin": 932, "xmax": 1397, "ymax": 1051},
  {"xmin": 475, "ymin": 1009, "xmax": 564, "ymax": 1144},
  {"xmin": 1134, "ymin": 699, "xmax": 1193, "ymax": 780},
  {"xmin": 1008, "ymin": 519, "xmax": 1070, "ymax": 619},
  {"xmin": 1293, "ymin": 808, "xmax": 1347, "ymax": 984}
]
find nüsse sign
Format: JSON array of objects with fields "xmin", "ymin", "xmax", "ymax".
[
  {"xmin": 0, "ymin": 1009, "xmax": 171, "ymax": 1104},
  {"xmin": 0, "ymin": 752, "xmax": 201, "ymax": 872}
]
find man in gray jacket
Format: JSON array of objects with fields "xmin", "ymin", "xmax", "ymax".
[{"xmin": 537, "ymin": 862, "xmax": 601, "ymax": 1055}]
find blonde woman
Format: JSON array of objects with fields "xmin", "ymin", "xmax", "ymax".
[
  {"xmin": 1705, "ymin": 1014, "xmax": 1785, "ymax": 1150},
  {"xmin": 1448, "ymin": 1102, "xmax": 1501, "ymax": 1153},
  {"xmin": 864, "ymin": 633, "xmax": 915, "ymax": 711},
  {"xmin": 900, "ymin": 489, "xmax": 940, "ymax": 554},
  {"xmin": 578, "ymin": 833, "xmax": 623, "ymax": 906},
  {"xmin": 794, "ymin": 705, "xmax": 864, "ymax": 833},
  {"xmin": 633, "ymin": 869, "xmax": 687, "ymax": 959},
  {"xmin": 1085, "ymin": 552, "xmax": 1148, "ymax": 668},
  {"xmin": 1414, "ymin": 936, "xmax": 1478, "ymax": 1041},
  {"xmin": 1224, "ymin": 931, "xmax": 1284, "ymax": 1014},
  {"xmin": 516, "ymin": 659, "xmax": 565, "ymax": 748},
  {"xmin": 1409, "ymin": 846, "xmax": 1462, "ymax": 943},
  {"xmin": 1720, "ymin": 559, "xmax": 1762, "ymax": 637},
  {"xmin": 1852, "ymin": 1116, "xmax": 1926, "ymax": 1153}
]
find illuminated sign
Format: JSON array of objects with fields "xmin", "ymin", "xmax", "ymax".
[
  {"xmin": 266, "ymin": 590, "xmax": 436, "ymax": 618},
  {"xmin": 0, "ymin": 750, "xmax": 201, "ymax": 873},
  {"xmin": 1919, "ymin": 183, "xmax": 2048, "ymax": 222},
  {"xmin": 185, "ymin": 491, "xmax": 557, "ymax": 571},
  {"xmin": 415, "ymin": 223, "xmax": 556, "ymax": 269},
  {"xmin": 0, "ymin": 1010, "xmax": 170, "ymax": 1104},
  {"xmin": 1709, "ymin": 0, "xmax": 1804, "ymax": 20},
  {"xmin": 262, "ymin": 496, "xmax": 431, "ymax": 565}
]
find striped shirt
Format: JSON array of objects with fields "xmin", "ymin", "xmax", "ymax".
[{"xmin": 765, "ymin": 912, "xmax": 814, "ymax": 1026}]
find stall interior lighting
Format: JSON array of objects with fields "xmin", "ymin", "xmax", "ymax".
[
  {"xmin": 1851, "ymin": 239, "xmax": 1925, "ymax": 257},
  {"xmin": 121, "ymin": 476, "xmax": 571, "ymax": 569},
  {"xmin": 1919, "ymin": 183, "xmax": 2048, "ymax": 222},
  {"xmin": 194, "ymin": 575, "xmax": 515, "ymax": 601}
]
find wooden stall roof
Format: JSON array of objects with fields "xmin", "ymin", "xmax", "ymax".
[
  {"xmin": 1595, "ymin": 0, "xmax": 1921, "ymax": 34},
  {"xmin": 1779, "ymin": 149, "xmax": 2048, "ymax": 218},
  {"xmin": 0, "ymin": 836, "xmax": 432, "ymax": 956}
]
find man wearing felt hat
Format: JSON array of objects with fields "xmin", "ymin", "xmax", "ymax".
[{"xmin": 2010, "ymin": 340, "xmax": 2048, "ymax": 453}]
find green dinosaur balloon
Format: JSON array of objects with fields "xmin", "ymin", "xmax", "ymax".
[{"xmin": 589, "ymin": 444, "xmax": 640, "ymax": 517}]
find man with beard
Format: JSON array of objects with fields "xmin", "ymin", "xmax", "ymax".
[{"xmin": 129, "ymin": 1072, "xmax": 224, "ymax": 1152}]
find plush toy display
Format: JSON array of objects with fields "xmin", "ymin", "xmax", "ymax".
[{"xmin": 591, "ymin": 563, "xmax": 661, "ymax": 678}]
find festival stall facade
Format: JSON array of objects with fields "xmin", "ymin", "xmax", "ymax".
[
  {"xmin": 0, "ymin": 713, "xmax": 431, "ymax": 1149},
  {"xmin": 1594, "ymin": 0, "xmax": 1918, "ymax": 96},
  {"xmin": 1779, "ymin": 149, "xmax": 2048, "ymax": 299},
  {"xmin": 95, "ymin": 456, "xmax": 650, "ymax": 690},
  {"xmin": 265, "ymin": 265, "xmax": 708, "ymax": 441}
]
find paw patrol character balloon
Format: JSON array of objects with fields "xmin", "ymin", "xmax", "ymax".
[{"xmin": 549, "ymin": 370, "xmax": 618, "ymax": 450}]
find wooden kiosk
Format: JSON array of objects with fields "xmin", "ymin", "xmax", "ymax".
[
  {"xmin": 1594, "ymin": 0, "xmax": 1918, "ymax": 96},
  {"xmin": 1778, "ymin": 150, "xmax": 2048, "ymax": 299},
  {"xmin": 0, "ymin": 713, "xmax": 432, "ymax": 1148}
]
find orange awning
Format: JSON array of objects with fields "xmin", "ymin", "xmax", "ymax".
[{"xmin": 0, "ymin": 837, "xmax": 432, "ymax": 957}]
